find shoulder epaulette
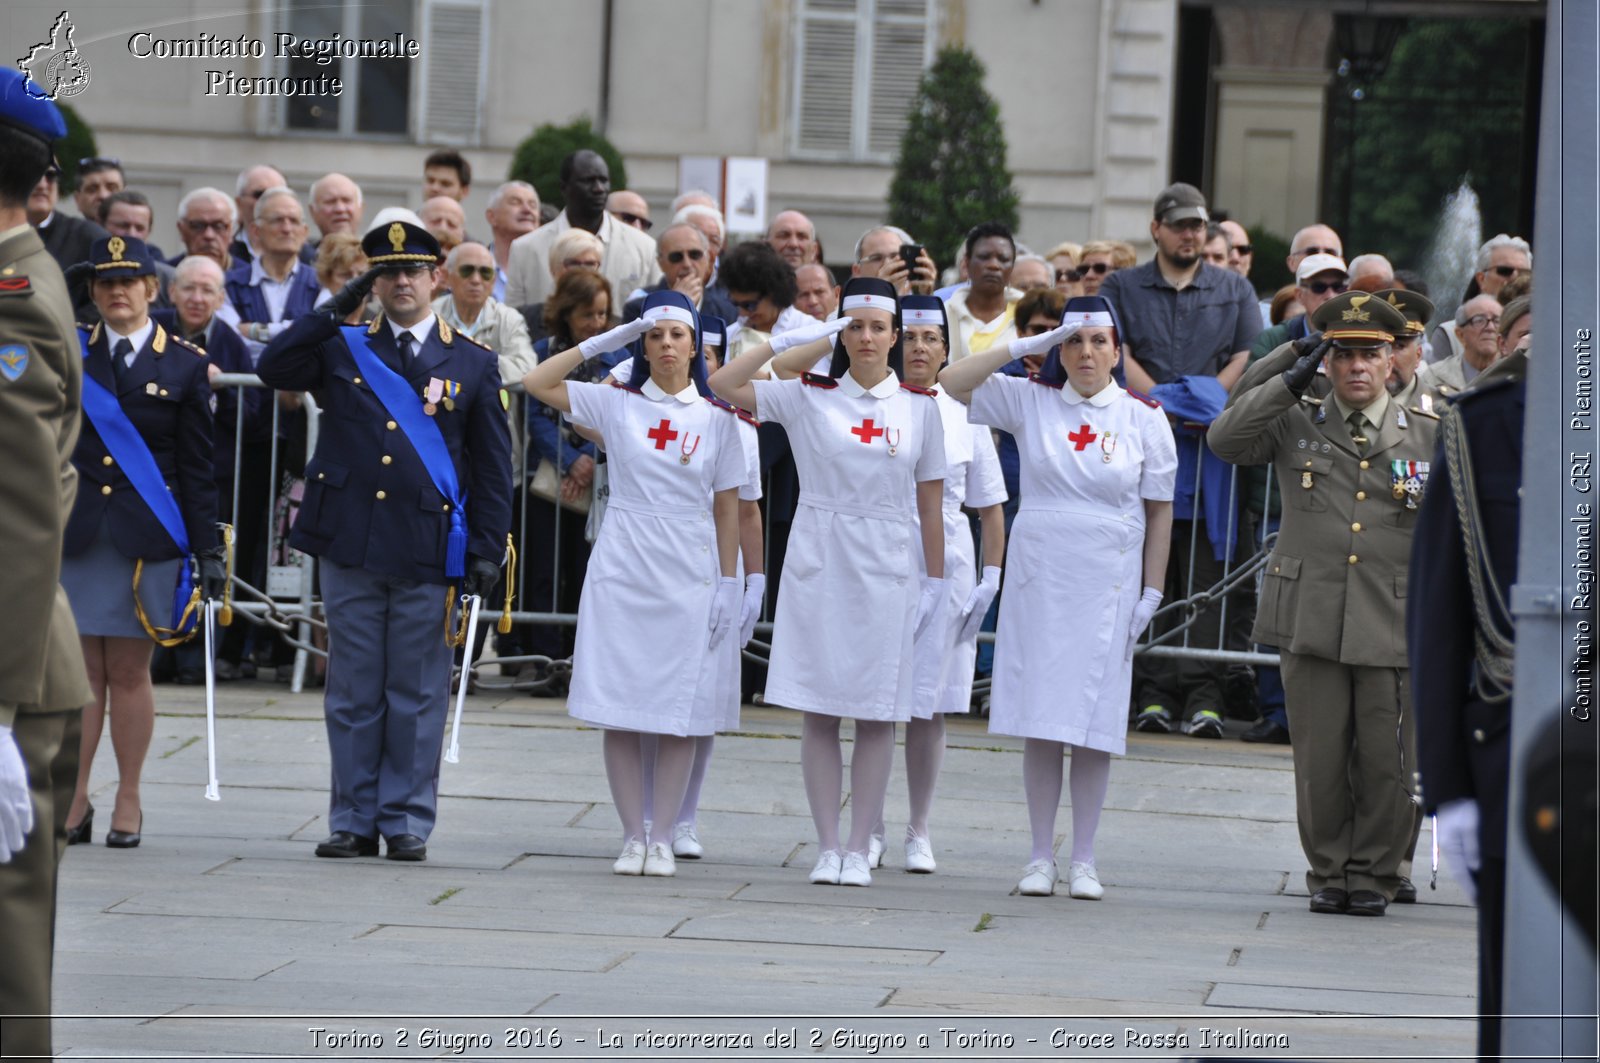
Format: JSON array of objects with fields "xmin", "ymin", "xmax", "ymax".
[
  {"xmin": 1126, "ymin": 388, "xmax": 1161, "ymax": 409},
  {"xmin": 169, "ymin": 334, "xmax": 206, "ymax": 357},
  {"xmin": 708, "ymin": 395, "xmax": 761, "ymax": 426},
  {"xmin": 1407, "ymin": 404, "xmax": 1441, "ymax": 420},
  {"xmin": 613, "ymin": 382, "xmax": 643, "ymax": 394},
  {"xmin": 801, "ymin": 372, "xmax": 837, "ymax": 389},
  {"xmin": 455, "ymin": 330, "xmax": 493, "ymax": 353},
  {"xmin": 1300, "ymin": 395, "xmax": 1324, "ymax": 407},
  {"xmin": 899, "ymin": 382, "xmax": 937, "ymax": 397},
  {"xmin": 1027, "ymin": 372, "xmax": 1063, "ymax": 389},
  {"xmin": 0, "ymin": 275, "xmax": 34, "ymax": 296}
]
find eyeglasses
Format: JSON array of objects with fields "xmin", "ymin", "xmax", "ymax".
[
  {"xmin": 1019, "ymin": 321, "xmax": 1058, "ymax": 336},
  {"xmin": 665, "ymin": 248, "xmax": 706, "ymax": 264},
  {"xmin": 1231, "ymin": 244, "xmax": 1253, "ymax": 256},
  {"xmin": 43, "ymin": 166, "xmax": 61, "ymax": 180},
  {"xmin": 730, "ymin": 297, "xmax": 763, "ymax": 313},
  {"xmin": 1490, "ymin": 265, "xmax": 1530, "ymax": 279},
  {"xmin": 562, "ymin": 258, "xmax": 601, "ymax": 271},
  {"xmin": 456, "ymin": 265, "xmax": 495, "ymax": 281},
  {"xmin": 182, "ymin": 217, "xmax": 231, "ymax": 233},
  {"xmin": 1463, "ymin": 313, "xmax": 1501, "ymax": 330},
  {"xmin": 1293, "ymin": 245, "xmax": 1339, "ymax": 258},
  {"xmin": 1054, "ymin": 268, "xmax": 1083, "ymax": 283},
  {"xmin": 78, "ymin": 156, "xmax": 121, "ymax": 171},
  {"xmin": 1300, "ymin": 279, "xmax": 1349, "ymax": 295},
  {"xmin": 617, "ymin": 212, "xmax": 652, "ymax": 232}
]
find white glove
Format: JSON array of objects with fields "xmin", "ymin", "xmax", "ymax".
[
  {"xmin": 1006, "ymin": 318, "xmax": 1082, "ymax": 361},
  {"xmin": 913, "ymin": 576, "xmax": 949, "ymax": 640},
  {"xmin": 0, "ymin": 725, "xmax": 34, "ymax": 864},
  {"xmin": 576, "ymin": 316, "xmax": 653, "ymax": 361},
  {"xmin": 1125, "ymin": 587, "xmax": 1163, "ymax": 661},
  {"xmin": 769, "ymin": 315, "xmax": 848, "ymax": 355},
  {"xmin": 708, "ymin": 576, "xmax": 742, "ymax": 649},
  {"xmin": 739, "ymin": 574, "xmax": 766, "ymax": 648},
  {"xmin": 957, "ymin": 566, "xmax": 1002, "ymax": 642},
  {"xmin": 1435, "ymin": 798, "xmax": 1481, "ymax": 904}
]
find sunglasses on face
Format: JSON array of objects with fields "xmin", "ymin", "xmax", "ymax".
[
  {"xmin": 1055, "ymin": 268, "xmax": 1083, "ymax": 283},
  {"xmin": 1231, "ymin": 244, "xmax": 1253, "ymax": 256},
  {"xmin": 43, "ymin": 166, "xmax": 61, "ymax": 180},
  {"xmin": 1294, "ymin": 245, "xmax": 1338, "ymax": 258},
  {"xmin": 1078, "ymin": 262, "xmax": 1111, "ymax": 275},
  {"xmin": 1489, "ymin": 265, "xmax": 1530, "ymax": 279},
  {"xmin": 456, "ymin": 265, "xmax": 495, "ymax": 281},
  {"xmin": 665, "ymin": 248, "xmax": 706, "ymax": 264},
  {"xmin": 1301, "ymin": 279, "xmax": 1349, "ymax": 295},
  {"xmin": 617, "ymin": 212, "xmax": 652, "ymax": 231},
  {"xmin": 1019, "ymin": 321, "xmax": 1058, "ymax": 336},
  {"xmin": 78, "ymin": 156, "xmax": 121, "ymax": 170},
  {"xmin": 731, "ymin": 297, "xmax": 762, "ymax": 313}
]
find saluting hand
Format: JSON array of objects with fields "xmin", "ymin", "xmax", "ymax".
[
  {"xmin": 1008, "ymin": 319, "xmax": 1081, "ymax": 360},
  {"xmin": 326, "ymin": 266, "xmax": 383, "ymax": 321},
  {"xmin": 1282, "ymin": 336, "xmax": 1332, "ymax": 397},
  {"xmin": 577, "ymin": 317, "xmax": 653, "ymax": 361},
  {"xmin": 768, "ymin": 314, "xmax": 849, "ymax": 355}
]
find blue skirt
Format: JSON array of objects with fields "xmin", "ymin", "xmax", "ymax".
[{"xmin": 61, "ymin": 522, "xmax": 185, "ymax": 640}]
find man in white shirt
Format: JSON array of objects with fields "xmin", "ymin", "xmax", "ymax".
[{"xmin": 504, "ymin": 150, "xmax": 658, "ymax": 307}]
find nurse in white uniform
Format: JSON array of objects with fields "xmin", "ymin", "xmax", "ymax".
[
  {"xmin": 611, "ymin": 316, "xmax": 767, "ymax": 861},
  {"xmin": 710, "ymin": 277, "xmax": 948, "ymax": 888},
  {"xmin": 523, "ymin": 291, "xmax": 745, "ymax": 879},
  {"xmin": 940, "ymin": 295, "xmax": 1177, "ymax": 900}
]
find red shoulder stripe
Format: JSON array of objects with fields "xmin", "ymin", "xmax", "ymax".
[
  {"xmin": 1028, "ymin": 372, "xmax": 1063, "ymax": 390},
  {"xmin": 899, "ymin": 382, "xmax": 937, "ymax": 397},
  {"xmin": 801, "ymin": 372, "xmax": 837, "ymax": 389},
  {"xmin": 707, "ymin": 396, "xmax": 761, "ymax": 426},
  {"xmin": 1126, "ymin": 388, "xmax": 1161, "ymax": 409},
  {"xmin": 0, "ymin": 276, "xmax": 33, "ymax": 296}
]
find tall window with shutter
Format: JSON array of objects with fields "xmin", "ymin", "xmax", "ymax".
[
  {"xmin": 792, "ymin": 0, "xmax": 936, "ymax": 161},
  {"xmin": 417, "ymin": 0, "xmax": 487, "ymax": 145}
]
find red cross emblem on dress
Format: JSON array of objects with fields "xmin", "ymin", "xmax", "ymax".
[
  {"xmin": 851, "ymin": 418, "xmax": 886, "ymax": 444},
  {"xmin": 1068, "ymin": 424, "xmax": 1099, "ymax": 451},
  {"xmin": 647, "ymin": 419, "xmax": 679, "ymax": 450}
]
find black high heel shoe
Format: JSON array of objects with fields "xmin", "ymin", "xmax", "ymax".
[
  {"xmin": 65, "ymin": 804, "xmax": 94, "ymax": 846},
  {"xmin": 105, "ymin": 813, "xmax": 142, "ymax": 849}
]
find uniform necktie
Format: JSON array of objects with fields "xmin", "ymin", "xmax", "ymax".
[
  {"xmin": 112, "ymin": 337, "xmax": 133, "ymax": 390},
  {"xmin": 396, "ymin": 331, "xmax": 415, "ymax": 368},
  {"xmin": 1346, "ymin": 411, "xmax": 1369, "ymax": 455}
]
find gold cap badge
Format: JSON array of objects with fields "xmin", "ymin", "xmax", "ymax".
[
  {"xmin": 108, "ymin": 236, "xmax": 126, "ymax": 261},
  {"xmin": 388, "ymin": 222, "xmax": 406, "ymax": 254},
  {"xmin": 1341, "ymin": 294, "xmax": 1372, "ymax": 323}
]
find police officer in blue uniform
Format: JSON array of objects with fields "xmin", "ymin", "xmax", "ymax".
[
  {"xmin": 60, "ymin": 235, "xmax": 224, "ymax": 850},
  {"xmin": 257, "ymin": 221, "xmax": 512, "ymax": 862},
  {"xmin": 1408, "ymin": 349, "xmax": 1525, "ymax": 1062}
]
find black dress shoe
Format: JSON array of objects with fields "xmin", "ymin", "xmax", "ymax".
[
  {"xmin": 1393, "ymin": 877, "xmax": 1417, "ymax": 903},
  {"xmin": 66, "ymin": 804, "xmax": 94, "ymax": 846},
  {"xmin": 105, "ymin": 813, "xmax": 142, "ymax": 849},
  {"xmin": 314, "ymin": 831, "xmax": 379, "ymax": 858},
  {"xmin": 1347, "ymin": 889, "xmax": 1388, "ymax": 916},
  {"xmin": 1309, "ymin": 887, "xmax": 1349, "ymax": 914},
  {"xmin": 1241, "ymin": 718, "xmax": 1291, "ymax": 745},
  {"xmin": 385, "ymin": 834, "xmax": 427, "ymax": 861}
]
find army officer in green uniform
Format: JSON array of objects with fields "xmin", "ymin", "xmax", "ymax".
[{"xmin": 1209, "ymin": 291, "xmax": 1436, "ymax": 917}]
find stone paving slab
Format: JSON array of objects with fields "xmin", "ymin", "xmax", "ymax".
[{"xmin": 48, "ymin": 682, "xmax": 1479, "ymax": 1060}]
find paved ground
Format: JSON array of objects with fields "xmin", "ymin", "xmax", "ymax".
[{"xmin": 50, "ymin": 676, "xmax": 1479, "ymax": 1061}]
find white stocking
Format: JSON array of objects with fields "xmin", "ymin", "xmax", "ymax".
[
  {"xmin": 800, "ymin": 713, "xmax": 843, "ymax": 852},
  {"xmin": 904, "ymin": 715, "xmax": 946, "ymax": 838},
  {"xmin": 1068, "ymin": 744, "xmax": 1111, "ymax": 866},
  {"xmin": 1023, "ymin": 738, "xmax": 1065, "ymax": 862},
  {"xmin": 602, "ymin": 728, "xmax": 645, "ymax": 842},
  {"xmin": 845, "ymin": 720, "xmax": 896, "ymax": 854}
]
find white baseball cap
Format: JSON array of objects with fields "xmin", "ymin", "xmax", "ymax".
[{"xmin": 1296, "ymin": 253, "xmax": 1349, "ymax": 282}]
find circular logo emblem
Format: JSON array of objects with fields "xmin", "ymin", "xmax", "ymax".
[{"xmin": 43, "ymin": 51, "xmax": 92, "ymax": 99}]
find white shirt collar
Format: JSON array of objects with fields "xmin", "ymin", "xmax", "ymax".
[
  {"xmin": 642, "ymin": 375, "xmax": 700, "ymax": 404},
  {"xmin": 837, "ymin": 369, "xmax": 900, "ymax": 399},
  {"xmin": 1060, "ymin": 379, "xmax": 1121, "ymax": 407},
  {"xmin": 389, "ymin": 313, "xmax": 436, "ymax": 349},
  {"xmin": 107, "ymin": 319, "xmax": 156, "ymax": 361}
]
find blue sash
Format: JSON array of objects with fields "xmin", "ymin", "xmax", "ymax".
[
  {"xmin": 77, "ymin": 328, "xmax": 197, "ymax": 632},
  {"xmin": 339, "ymin": 324, "xmax": 468, "ymax": 577}
]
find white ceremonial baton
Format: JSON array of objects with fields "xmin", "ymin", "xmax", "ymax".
[
  {"xmin": 1429, "ymin": 813, "xmax": 1439, "ymax": 890},
  {"xmin": 444, "ymin": 594, "xmax": 482, "ymax": 764},
  {"xmin": 202, "ymin": 599, "xmax": 221, "ymax": 801}
]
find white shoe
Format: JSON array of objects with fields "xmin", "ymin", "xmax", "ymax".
[
  {"xmin": 671, "ymin": 822, "xmax": 703, "ymax": 859},
  {"xmin": 839, "ymin": 850, "xmax": 873, "ymax": 887},
  {"xmin": 642, "ymin": 842, "xmax": 676, "ymax": 877},
  {"xmin": 904, "ymin": 830, "xmax": 936, "ymax": 874},
  {"xmin": 1018, "ymin": 859, "xmax": 1058, "ymax": 896},
  {"xmin": 1068, "ymin": 861, "xmax": 1103, "ymax": 900},
  {"xmin": 809, "ymin": 849, "xmax": 843, "ymax": 885},
  {"xmin": 612, "ymin": 838, "xmax": 646, "ymax": 875},
  {"xmin": 867, "ymin": 831, "xmax": 885, "ymax": 869}
]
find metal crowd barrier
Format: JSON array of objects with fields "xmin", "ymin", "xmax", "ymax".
[{"xmin": 209, "ymin": 377, "xmax": 1278, "ymax": 702}]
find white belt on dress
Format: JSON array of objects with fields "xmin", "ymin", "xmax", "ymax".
[
  {"xmin": 799, "ymin": 492, "xmax": 907, "ymax": 522},
  {"xmin": 1022, "ymin": 499, "xmax": 1143, "ymax": 527},
  {"xmin": 606, "ymin": 495, "xmax": 709, "ymax": 522}
]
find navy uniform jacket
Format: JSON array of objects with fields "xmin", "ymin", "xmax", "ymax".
[
  {"xmin": 151, "ymin": 308, "xmax": 271, "ymax": 485},
  {"xmin": 1407, "ymin": 364, "xmax": 1524, "ymax": 859},
  {"xmin": 224, "ymin": 260, "xmax": 321, "ymax": 326},
  {"xmin": 65, "ymin": 320, "xmax": 219, "ymax": 561},
  {"xmin": 256, "ymin": 310, "xmax": 513, "ymax": 585}
]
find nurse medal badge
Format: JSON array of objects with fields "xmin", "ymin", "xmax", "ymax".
[
  {"xmin": 1100, "ymin": 431, "xmax": 1118, "ymax": 464},
  {"xmin": 885, "ymin": 427, "xmax": 901, "ymax": 457}
]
